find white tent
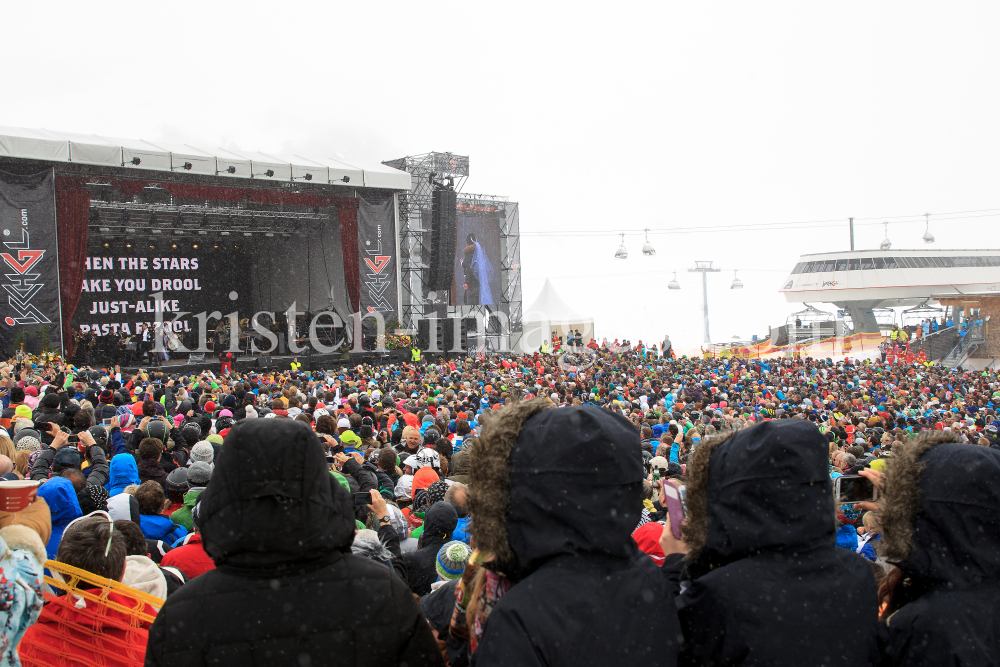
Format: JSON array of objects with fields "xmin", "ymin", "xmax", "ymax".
[{"xmin": 516, "ymin": 278, "xmax": 595, "ymax": 353}]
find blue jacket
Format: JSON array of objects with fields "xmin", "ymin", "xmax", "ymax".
[
  {"xmin": 37, "ymin": 477, "xmax": 83, "ymax": 560},
  {"xmin": 139, "ymin": 513, "xmax": 188, "ymax": 546},
  {"xmin": 106, "ymin": 453, "xmax": 141, "ymax": 496},
  {"xmin": 452, "ymin": 516, "xmax": 472, "ymax": 546}
]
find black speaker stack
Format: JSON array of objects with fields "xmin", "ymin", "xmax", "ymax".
[
  {"xmin": 415, "ymin": 317, "xmax": 472, "ymax": 354},
  {"xmin": 426, "ymin": 189, "xmax": 457, "ymax": 292}
]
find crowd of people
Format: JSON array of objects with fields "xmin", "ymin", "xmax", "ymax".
[{"xmin": 0, "ymin": 337, "xmax": 996, "ymax": 666}]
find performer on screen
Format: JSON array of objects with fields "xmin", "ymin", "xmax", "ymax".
[{"xmin": 462, "ymin": 232, "xmax": 495, "ymax": 306}]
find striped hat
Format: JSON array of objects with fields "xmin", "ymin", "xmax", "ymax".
[{"xmin": 435, "ymin": 540, "xmax": 472, "ymax": 581}]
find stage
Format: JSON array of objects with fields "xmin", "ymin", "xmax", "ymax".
[{"xmin": 117, "ymin": 349, "xmax": 414, "ymax": 376}]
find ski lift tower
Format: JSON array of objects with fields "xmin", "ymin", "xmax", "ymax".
[{"xmin": 689, "ymin": 261, "xmax": 721, "ymax": 345}]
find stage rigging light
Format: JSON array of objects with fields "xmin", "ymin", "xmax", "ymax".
[
  {"xmin": 217, "ymin": 165, "xmax": 237, "ymax": 175},
  {"xmin": 172, "ymin": 162, "xmax": 193, "ymax": 171},
  {"xmin": 129, "ymin": 157, "xmax": 141, "ymax": 166},
  {"xmin": 252, "ymin": 169, "xmax": 275, "ymax": 178},
  {"xmin": 291, "ymin": 173, "xmax": 313, "ymax": 181}
]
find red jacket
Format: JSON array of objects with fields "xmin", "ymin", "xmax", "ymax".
[
  {"xmin": 160, "ymin": 534, "xmax": 215, "ymax": 580},
  {"xmin": 19, "ymin": 590, "xmax": 156, "ymax": 667}
]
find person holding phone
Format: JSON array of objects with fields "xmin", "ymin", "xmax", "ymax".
[
  {"xmin": 669, "ymin": 420, "xmax": 879, "ymax": 666},
  {"xmin": 871, "ymin": 432, "xmax": 1000, "ymax": 665},
  {"xmin": 468, "ymin": 400, "xmax": 682, "ymax": 666}
]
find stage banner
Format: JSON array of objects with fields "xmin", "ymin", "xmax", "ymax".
[
  {"xmin": 357, "ymin": 194, "xmax": 397, "ymax": 316},
  {"xmin": 0, "ymin": 170, "xmax": 61, "ymax": 357}
]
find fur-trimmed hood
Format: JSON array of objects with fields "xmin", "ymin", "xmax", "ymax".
[
  {"xmin": 469, "ymin": 400, "xmax": 644, "ymax": 579},
  {"xmin": 682, "ymin": 420, "xmax": 835, "ymax": 574},
  {"xmin": 879, "ymin": 432, "xmax": 1000, "ymax": 587}
]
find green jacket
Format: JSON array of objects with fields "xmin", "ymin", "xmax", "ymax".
[{"xmin": 170, "ymin": 489, "xmax": 204, "ymax": 532}]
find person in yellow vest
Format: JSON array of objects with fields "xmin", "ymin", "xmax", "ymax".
[
  {"xmin": 290, "ymin": 357, "xmax": 302, "ymax": 373},
  {"xmin": 540, "ymin": 340, "xmax": 550, "ymax": 354},
  {"xmin": 411, "ymin": 347, "xmax": 422, "ymax": 363}
]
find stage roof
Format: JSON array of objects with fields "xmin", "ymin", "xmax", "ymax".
[{"xmin": 0, "ymin": 125, "xmax": 411, "ymax": 190}]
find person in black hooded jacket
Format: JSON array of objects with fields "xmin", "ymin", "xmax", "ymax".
[
  {"xmin": 402, "ymin": 501, "xmax": 457, "ymax": 596},
  {"xmin": 672, "ymin": 419, "xmax": 879, "ymax": 666},
  {"xmin": 469, "ymin": 399, "xmax": 682, "ymax": 667},
  {"xmin": 144, "ymin": 418, "xmax": 442, "ymax": 667},
  {"xmin": 875, "ymin": 431, "xmax": 1000, "ymax": 665}
]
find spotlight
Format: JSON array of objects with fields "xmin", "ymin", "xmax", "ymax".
[
  {"xmin": 98, "ymin": 227, "xmax": 111, "ymax": 233},
  {"xmin": 217, "ymin": 165, "xmax": 237, "ymax": 175},
  {"xmin": 243, "ymin": 232, "xmax": 252, "ymax": 236},
  {"xmin": 292, "ymin": 173, "xmax": 313, "ymax": 181},
  {"xmin": 213, "ymin": 244, "xmax": 218, "ymax": 248},
  {"xmin": 152, "ymin": 229, "xmax": 163, "ymax": 235},
  {"xmin": 103, "ymin": 242, "xmax": 109, "ymax": 248},
  {"xmin": 253, "ymin": 169, "xmax": 275, "ymax": 178},
  {"xmin": 192, "ymin": 244, "xmax": 199, "ymax": 249},
  {"xmin": 265, "ymin": 232, "xmax": 274, "ymax": 237},
  {"xmin": 220, "ymin": 231, "xmax": 230, "ymax": 236},
  {"xmin": 129, "ymin": 157, "xmax": 141, "ymax": 166},
  {"xmin": 149, "ymin": 244, "xmax": 155, "ymax": 249},
  {"xmin": 172, "ymin": 161, "xmax": 193, "ymax": 171},
  {"xmin": 341, "ymin": 176, "xmax": 350, "ymax": 183},
  {"xmin": 171, "ymin": 243, "xmax": 177, "ymax": 249},
  {"xmin": 126, "ymin": 243, "xmax": 132, "ymax": 248}
]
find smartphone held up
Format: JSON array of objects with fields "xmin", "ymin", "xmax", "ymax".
[{"xmin": 834, "ymin": 475, "xmax": 878, "ymax": 505}]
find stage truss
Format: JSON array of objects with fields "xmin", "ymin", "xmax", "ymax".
[{"xmin": 384, "ymin": 153, "xmax": 522, "ymax": 353}]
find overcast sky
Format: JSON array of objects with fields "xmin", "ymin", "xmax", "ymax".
[{"xmin": 5, "ymin": 2, "xmax": 1000, "ymax": 352}]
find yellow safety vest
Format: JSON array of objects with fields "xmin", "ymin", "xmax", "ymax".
[
  {"xmin": 540, "ymin": 342, "xmax": 550, "ymax": 354},
  {"xmin": 411, "ymin": 348, "xmax": 421, "ymax": 362}
]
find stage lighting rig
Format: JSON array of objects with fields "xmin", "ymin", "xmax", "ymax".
[
  {"xmin": 171, "ymin": 162, "xmax": 193, "ymax": 171},
  {"xmin": 217, "ymin": 165, "xmax": 237, "ymax": 175},
  {"xmin": 253, "ymin": 169, "xmax": 275, "ymax": 178},
  {"xmin": 292, "ymin": 173, "xmax": 313, "ymax": 181}
]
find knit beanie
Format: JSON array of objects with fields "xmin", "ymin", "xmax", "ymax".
[
  {"xmin": 14, "ymin": 435, "xmax": 40, "ymax": 452},
  {"xmin": 190, "ymin": 441, "xmax": 214, "ymax": 464},
  {"xmin": 435, "ymin": 540, "xmax": 472, "ymax": 581},
  {"xmin": 187, "ymin": 461, "xmax": 213, "ymax": 486},
  {"xmin": 13, "ymin": 405, "xmax": 32, "ymax": 420}
]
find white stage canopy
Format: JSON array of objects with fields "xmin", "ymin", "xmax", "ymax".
[{"xmin": 0, "ymin": 125, "xmax": 411, "ymax": 190}]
